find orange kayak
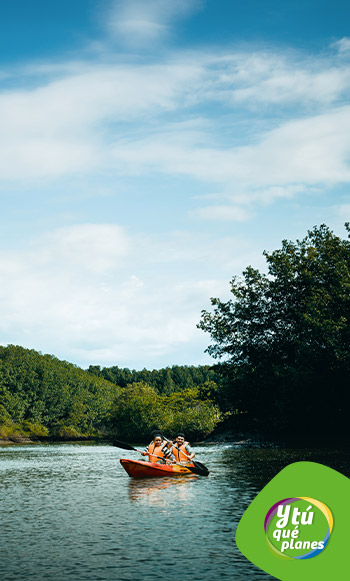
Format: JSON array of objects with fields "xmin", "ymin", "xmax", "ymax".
[{"xmin": 120, "ymin": 458, "xmax": 195, "ymax": 478}]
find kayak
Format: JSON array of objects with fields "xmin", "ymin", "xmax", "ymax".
[{"xmin": 120, "ymin": 458, "xmax": 195, "ymax": 478}]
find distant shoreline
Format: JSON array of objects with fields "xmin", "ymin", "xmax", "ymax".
[
  {"xmin": 0, "ymin": 433, "xmax": 264, "ymax": 447},
  {"xmin": 0, "ymin": 436, "xmax": 99, "ymax": 446},
  {"xmin": 0, "ymin": 438, "xmax": 34, "ymax": 445}
]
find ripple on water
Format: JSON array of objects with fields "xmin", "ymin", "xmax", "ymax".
[{"xmin": 2, "ymin": 442, "xmax": 348, "ymax": 580}]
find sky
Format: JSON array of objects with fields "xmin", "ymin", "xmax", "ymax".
[{"xmin": 1, "ymin": 0, "xmax": 349, "ymax": 371}]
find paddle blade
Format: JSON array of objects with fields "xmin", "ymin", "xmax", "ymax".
[
  {"xmin": 187, "ymin": 462, "xmax": 209, "ymax": 476},
  {"xmin": 193, "ymin": 460, "xmax": 209, "ymax": 473},
  {"xmin": 113, "ymin": 440, "xmax": 136, "ymax": 452}
]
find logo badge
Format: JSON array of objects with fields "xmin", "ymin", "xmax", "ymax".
[{"xmin": 264, "ymin": 497, "xmax": 333, "ymax": 559}]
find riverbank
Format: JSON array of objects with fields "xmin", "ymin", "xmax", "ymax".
[
  {"xmin": 0, "ymin": 433, "xmax": 101, "ymax": 446},
  {"xmin": 0, "ymin": 436, "xmax": 107, "ymax": 445},
  {"xmin": 0, "ymin": 438, "xmax": 33, "ymax": 445}
]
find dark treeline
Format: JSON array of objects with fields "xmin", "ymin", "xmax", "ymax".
[
  {"xmin": 86, "ymin": 364, "xmax": 218, "ymax": 394},
  {"xmin": 198, "ymin": 224, "xmax": 350, "ymax": 443}
]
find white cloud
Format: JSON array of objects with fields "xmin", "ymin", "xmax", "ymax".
[
  {"xmin": 245, "ymin": 106, "xmax": 350, "ymax": 185},
  {"xmin": 1, "ymin": 224, "xmax": 255, "ymax": 367},
  {"xmin": 226, "ymin": 185, "xmax": 305, "ymax": 205},
  {"xmin": 0, "ymin": 61, "xmax": 203, "ymax": 180},
  {"xmin": 213, "ymin": 53, "xmax": 350, "ymax": 106},
  {"xmin": 106, "ymin": 0, "xmax": 200, "ymax": 47},
  {"xmin": 35, "ymin": 224, "xmax": 129, "ymax": 274},
  {"xmin": 110, "ymin": 105, "xmax": 350, "ymax": 188},
  {"xmin": 328, "ymin": 204, "xmax": 350, "ymax": 232},
  {"xmin": 332, "ymin": 37, "xmax": 350, "ymax": 55},
  {"xmin": 1, "ymin": 47, "xmax": 349, "ymax": 236},
  {"xmin": 335, "ymin": 204, "xmax": 350, "ymax": 217},
  {"xmin": 1, "ymin": 44, "xmax": 350, "ymax": 187},
  {"xmin": 192, "ymin": 186, "xmax": 305, "ymax": 222}
]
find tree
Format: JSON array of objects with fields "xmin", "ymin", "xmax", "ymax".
[
  {"xmin": 108, "ymin": 383, "xmax": 222, "ymax": 442},
  {"xmin": 108, "ymin": 382, "xmax": 162, "ymax": 441},
  {"xmin": 0, "ymin": 345, "xmax": 118, "ymax": 439},
  {"xmin": 198, "ymin": 224, "xmax": 350, "ymax": 439}
]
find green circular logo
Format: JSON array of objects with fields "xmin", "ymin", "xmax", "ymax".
[{"xmin": 265, "ymin": 497, "xmax": 333, "ymax": 560}]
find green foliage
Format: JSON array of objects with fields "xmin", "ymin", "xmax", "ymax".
[
  {"xmin": 108, "ymin": 383, "xmax": 222, "ymax": 442},
  {"xmin": 0, "ymin": 420, "xmax": 21, "ymax": 440},
  {"xmin": 0, "ymin": 345, "xmax": 118, "ymax": 439},
  {"xmin": 198, "ymin": 224, "xmax": 350, "ymax": 439},
  {"xmin": 55, "ymin": 425, "xmax": 85, "ymax": 440},
  {"xmin": 108, "ymin": 382, "xmax": 161, "ymax": 441},
  {"xmin": 0, "ymin": 346, "xmax": 222, "ymax": 442},
  {"xmin": 87, "ymin": 363, "xmax": 219, "ymax": 395},
  {"xmin": 159, "ymin": 388, "xmax": 222, "ymax": 440},
  {"xmin": 22, "ymin": 420, "xmax": 49, "ymax": 438}
]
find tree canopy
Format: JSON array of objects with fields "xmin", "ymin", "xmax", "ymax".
[
  {"xmin": 0, "ymin": 345, "xmax": 118, "ymax": 439},
  {"xmin": 0, "ymin": 346, "xmax": 222, "ymax": 442},
  {"xmin": 108, "ymin": 382, "xmax": 222, "ymax": 442},
  {"xmin": 198, "ymin": 224, "xmax": 350, "ymax": 440},
  {"xmin": 87, "ymin": 363, "xmax": 218, "ymax": 395}
]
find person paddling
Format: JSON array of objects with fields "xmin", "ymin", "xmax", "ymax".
[
  {"xmin": 142, "ymin": 433, "xmax": 175, "ymax": 464},
  {"xmin": 170, "ymin": 432, "xmax": 195, "ymax": 464}
]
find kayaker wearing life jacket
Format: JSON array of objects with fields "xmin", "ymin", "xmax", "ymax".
[
  {"xmin": 142, "ymin": 433, "xmax": 175, "ymax": 464},
  {"xmin": 170, "ymin": 432, "xmax": 195, "ymax": 463}
]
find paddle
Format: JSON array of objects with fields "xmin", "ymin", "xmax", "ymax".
[{"xmin": 112, "ymin": 440, "xmax": 209, "ymax": 476}]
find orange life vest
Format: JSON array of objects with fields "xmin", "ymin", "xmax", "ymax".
[
  {"xmin": 172, "ymin": 441, "xmax": 190, "ymax": 462},
  {"xmin": 147, "ymin": 441, "xmax": 168, "ymax": 463}
]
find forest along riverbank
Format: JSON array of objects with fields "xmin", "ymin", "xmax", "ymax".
[{"xmin": 0, "ymin": 345, "xmax": 222, "ymax": 445}]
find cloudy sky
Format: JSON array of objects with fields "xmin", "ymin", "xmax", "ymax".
[{"xmin": 1, "ymin": 0, "xmax": 349, "ymax": 370}]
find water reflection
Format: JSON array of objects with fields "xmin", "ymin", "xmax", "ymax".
[
  {"xmin": 1, "ymin": 442, "xmax": 349, "ymax": 580},
  {"xmin": 127, "ymin": 474, "xmax": 198, "ymax": 505}
]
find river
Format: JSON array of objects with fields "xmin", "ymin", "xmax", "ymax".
[{"xmin": 1, "ymin": 442, "xmax": 349, "ymax": 580}]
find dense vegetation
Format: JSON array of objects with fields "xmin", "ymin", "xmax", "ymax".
[
  {"xmin": 198, "ymin": 224, "xmax": 350, "ymax": 442},
  {"xmin": 0, "ymin": 345, "xmax": 118, "ymax": 440},
  {"xmin": 108, "ymin": 382, "xmax": 221, "ymax": 442},
  {"xmin": 87, "ymin": 364, "xmax": 218, "ymax": 394},
  {"xmin": 0, "ymin": 346, "xmax": 221, "ymax": 442}
]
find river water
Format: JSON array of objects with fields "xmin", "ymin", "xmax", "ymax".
[{"xmin": 1, "ymin": 442, "xmax": 349, "ymax": 580}]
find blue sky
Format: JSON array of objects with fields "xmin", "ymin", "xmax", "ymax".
[{"xmin": 1, "ymin": 0, "xmax": 349, "ymax": 370}]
